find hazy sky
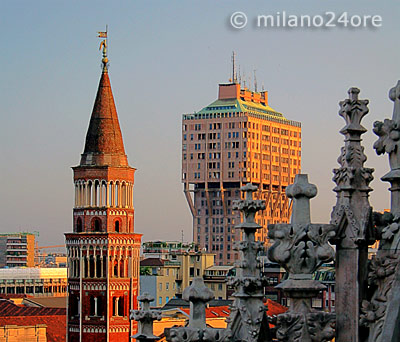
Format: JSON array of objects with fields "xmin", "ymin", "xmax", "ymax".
[{"xmin": 1, "ymin": 1, "xmax": 399, "ymax": 246}]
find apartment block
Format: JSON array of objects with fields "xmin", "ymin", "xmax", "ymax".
[
  {"xmin": 139, "ymin": 258, "xmax": 179, "ymax": 308},
  {"xmin": 182, "ymin": 82, "xmax": 301, "ymax": 264},
  {"xmin": 0, "ymin": 233, "xmax": 35, "ymax": 268}
]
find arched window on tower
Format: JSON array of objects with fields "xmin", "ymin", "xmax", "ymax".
[
  {"xmin": 115, "ymin": 182, "xmax": 119, "ymax": 207},
  {"xmin": 96, "ymin": 255, "xmax": 102, "ymax": 278},
  {"xmin": 71, "ymin": 295, "xmax": 78, "ymax": 318},
  {"xmin": 118, "ymin": 296, "xmax": 125, "ymax": 317},
  {"xmin": 112, "ymin": 296, "xmax": 118, "ymax": 316},
  {"xmin": 119, "ymin": 259, "xmax": 124, "ymax": 278},
  {"xmin": 114, "ymin": 259, "xmax": 118, "ymax": 277},
  {"xmin": 90, "ymin": 296, "xmax": 96, "ymax": 316},
  {"xmin": 97, "ymin": 296, "xmax": 103, "ymax": 317},
  {"xmin": 84, "ymin": 257, "xmax": 88, "ymax": 278},
  {"xmin": 91, "ymin": 218, "xmax": 101, "ymax": 232},
  {"xmin": 76, "ymin": 218, "xmax": 83, "ymax": 233},
  {"xmin": 89, "ymin": 255, "xmax": 95, "ymax": 278},
  {"xmin": 115, "ymin": 220, "xmax": 120, "ymax": 233}
]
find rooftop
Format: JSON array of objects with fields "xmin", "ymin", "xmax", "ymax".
[
  {"xmin": 183, "ymin": 83, "xmax": 301, "ymax": 127},
  {"xmin": 0, "ymin": 300, "xmax": 66, "ymax": 342},
  {"xmin": 79, "ymin": 69, "xmax": 129, "ymax": 167},
  {"xmin": 0, "ymin": 267, "xmax": 67, "ymax": 280}
]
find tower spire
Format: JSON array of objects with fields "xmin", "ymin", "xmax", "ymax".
[{"xmin": 80, "ymin": 27, "xmax": 128, "ymax": 167}]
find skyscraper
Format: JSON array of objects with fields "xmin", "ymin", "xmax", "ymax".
[
  {"xmin": 182, "ymin": 81, "xmax": 301, "ymax": 265},
  {"xmin": 65, "ymin": 42, "xmax": 141, "ymax": 341}
]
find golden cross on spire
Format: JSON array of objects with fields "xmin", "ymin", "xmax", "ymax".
[{"xmin": 98, "ymin": 26, "xmax": 108, "ymax": 72}]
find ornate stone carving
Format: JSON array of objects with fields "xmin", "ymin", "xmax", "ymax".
[
  {"xmin": 268, "ymin": 223, "xmax": 335, "ymax": 276},
  {"xmin": 276, "ymin": 313, "xmax": 303, "ymax": 342},
  {"xmin": 165, "ymin": 278, "xmax": 228, "ymax": 342},
  {"xmin": 360, "ymin": 254, "xmax": 399, "ymax": 341},
  {"xmin": 307, "ymin": 312, "xmax": 335, "ymax": 342},
  {"xmin": 361, "ymin": 80, "xmax": 400, "ymax": 342},
  {"xmin": 268, "ymin": 174, "xmax": 335, "ymax": 342},
  {"xmin": 130, "ymin": 292, "xmax": 162, "ymax": 342}
]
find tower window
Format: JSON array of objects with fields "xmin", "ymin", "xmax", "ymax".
[
  {"xmin": 76, "ymin": 218, "xmax": 83, "ymax": 233},
  {"xmin": 90, "ymin": 296, "xmax": 96, "ymax": 316},
  {"xmin": 92, "ymin": 218, "xmax": 101, "ymax": 232},
  {"xmin": 115, "ymin": 220, "xmax": 120, "ymax": 232}
]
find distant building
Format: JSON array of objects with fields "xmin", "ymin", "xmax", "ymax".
[
  {"xmin": 0, "ymin": 233, "xmax": 35, "ymax": 268},
  {"xmin": 173, "ymin": 249, "xmax": 215, "ymax": 296},
  {"xmin": 313, "ymin": 265, "xmax": 335, "ymax": 312},
  {"xmin": 182, "ymin": 81, "xmax": 301, "ymax": 265},
  {"xmin": 139, "ymin": 248, "xmax": 233, "ymax": 305},
  {"xmin": 260, "ymin": 259, "xmax": 286, "ymax": 304},
  {"xmin": 203, "ymin": 265, "xmax": 234, "ymax": 299},
  {"xmin": 44, "ymin": 254, "xmax": 67, "ymax": 268},
  {"xmin": 0, "ymin": 268, "xmax": 67, "ymax": 297},
  {"xmin": 142, "ymin": 241, "xmax": 197, "ymax": 259},
  {"xmin": 140, "ymin": 258, "xmax": 179, "ymax": 307}
]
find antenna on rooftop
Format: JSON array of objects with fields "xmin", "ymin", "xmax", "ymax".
[
  {"xmin": 254, "ymin": 69, "xmax": 258, "ymax": 92},
  {"xmin": 262, "ymin": 82, "xmax": 265, "ymax": 91},
  {"xmin": 238, "ymin": 65, "xmax": 241, "ymax": 86},
  {"xmin": 231, "ymin": 51, "xmax": 237, "ymax": 83}
]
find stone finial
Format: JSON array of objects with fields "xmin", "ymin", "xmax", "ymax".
[
  {"xmin": 269, "ymin": 175, "xmax": 335, "ymax": 277},
  {"xmin": 286, "ymin": 174, "xmax": 317, "ymax": 225},
  {"xmin": 130, "ymin": 292, "xmax": 161, "ymax": 342},
  {"xmin": 138, "ymin": 292, "xmax": 154, "ymax": 311},
  {"xmin": 233, "ymin": 183, "xmax": 265, "ymax": 229},
  {"xmin": 183, "ymin": 278, "xmax": 214, "ymax": 330},
  {"xmin": 165, "ymin": 278, "xmax": 228, "ymax": 341},
  {"xmin": 268, "ymin": 174, "xmax": 336, "ymax": 341},
  {"xmin": 339, "ymin": 87, "xmax": 369, "ymax": 136}
]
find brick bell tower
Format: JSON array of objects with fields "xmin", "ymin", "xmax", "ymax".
[{"xmin": 65, "ymin": 35, "xmax": 141, "ymax": 342}]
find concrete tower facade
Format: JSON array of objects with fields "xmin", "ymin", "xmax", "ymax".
[
  {"xmin": 65, "ymin": 52, "xmax": 141, "ymax": 341},
  {"xmin": 182, "ymin": 82, "xmax": 301, "ymax": 265}
]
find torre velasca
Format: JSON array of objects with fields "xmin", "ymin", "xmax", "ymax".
[
  {"xmin": 65, "ymin": 44, "xmax": 141, "ymax": 341},
  {"xmin": 182, "ymin": 82, "xmax": 301, "ymax": 265}
]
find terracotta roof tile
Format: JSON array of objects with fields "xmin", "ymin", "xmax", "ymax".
[{"xmin": 0, "ymin": 300, "xmax": 66, "ymax": 341}]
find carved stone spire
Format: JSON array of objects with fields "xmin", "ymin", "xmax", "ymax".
[
  {"xmin": 360, "ymin": 80, "xmax": 400, "ymax": 342},
  {"xmin": 226, "ymin": 183, "xmax": 271, "ymax": 342},
  {"xmin": 330, "ymin": 88, "xmax": 374, "ymax": 342},
  {"xmin": 373, "ymin": 80, "xmax": 400, "ymax": 246},
  {"xmin": 268, "ymin": 174, "xmax": 335, "ymax": 342},
  {"xmin": 331, "ymin": 87, "xmax": 374, "ymax": 246}
]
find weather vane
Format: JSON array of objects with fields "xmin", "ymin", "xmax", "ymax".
[{"xmin": 98, "ymin": 25, "xmax": 108, "ymax": 72}]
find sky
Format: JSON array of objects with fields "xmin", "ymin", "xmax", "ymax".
[{"xmin": 0, "ymin": 1, "xmax": 399, "ymax": 246}]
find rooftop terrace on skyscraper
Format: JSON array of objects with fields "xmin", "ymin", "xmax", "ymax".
[{"xmin": 183, "ymin": 82, "xmax": 301, "ymax": 128}]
